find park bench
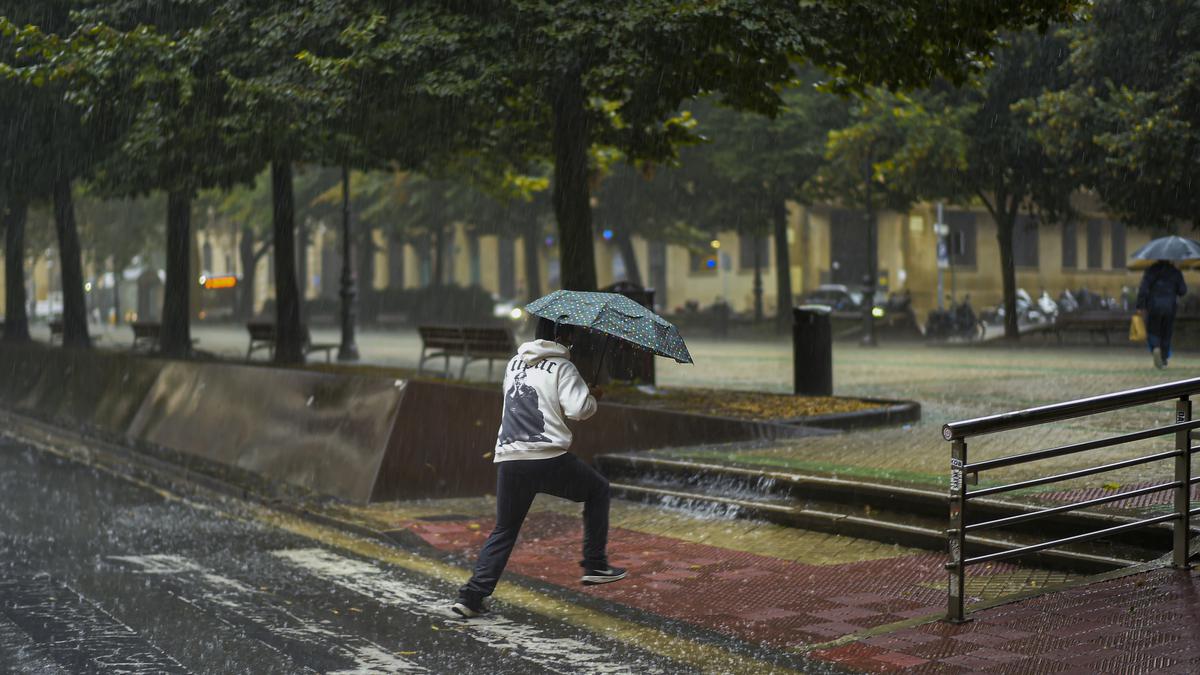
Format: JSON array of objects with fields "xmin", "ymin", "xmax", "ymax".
[
  {"xmin": 417, "ymin": 325, "xmax": 515, "ymax": 380},
  {"xmin": 49, "ymin": 319, "xmax": 63, "ymax": 344},
  {"xmin": 129, "ymin": 321, "xmax": 200, "ymax": 353},
  {"xmin": 131, "ymin": 321, "xmax": 161, "ymax": 351},
  {"xmin": 1052, "ymin": 310, "xmax": 1128, "ymax": 345},
  {"xmin": 245, "ymin": 321, "xmax": 338, "ymax": 363}
]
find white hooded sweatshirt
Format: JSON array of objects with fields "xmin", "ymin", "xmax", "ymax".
[{"xmin": 494, "ymin": 339, "xmax": 597, "ymax": 462}]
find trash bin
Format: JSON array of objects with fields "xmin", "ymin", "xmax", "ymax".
[
  {"xmin": 794, "ymin": 305, "xmax": 832, "ymax": 396},
  {"xmin": 599, "ymin": 281, "xmax": 656, "ymax": 385}
]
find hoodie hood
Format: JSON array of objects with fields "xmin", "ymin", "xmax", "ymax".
[{"xmin": 517, "ymin": 339, "xmax": 570, "ymax": 365}]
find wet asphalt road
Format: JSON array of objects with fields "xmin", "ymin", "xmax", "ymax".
[{"xmin": 0, "ymin": 437, "xmax": 682, "ymax": 674}]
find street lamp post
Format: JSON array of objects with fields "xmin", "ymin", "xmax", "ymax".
[
  {"xmin": 337, "ymin": 166, "xmax": 360, "ymax": 362},
  {"xmin": 861, "ymin": 152, "xmax": 878, "ymax": 347}
]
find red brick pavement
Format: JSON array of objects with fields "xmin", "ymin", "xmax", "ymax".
[
  {"xmin": 409, "ymin": 513, "xmax": 1200, "ymax": 672},
  {"xmin": 408, "ymin": 513, "xmax": 1024, "ymax": 650},
  {"xmin": 814, "ymin": 567, "xmax": 1200, "ymax": 673}
]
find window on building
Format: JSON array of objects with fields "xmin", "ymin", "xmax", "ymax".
[
  {"xmin": 1061, "ymin": 221, "xmax": 1077, "ymax": 269},
  {"xmin": 648, "ymin": 241, "xmax": 667, "ymax": 310},
  {"xmin": 202, "ymin": 241, "xmax": 213, "ymax": 272},
  {"xmin": 1111, "ymin": 221, "xmax": 1126, "ymax": 269},
  {"xmin": 417, "ymin": 238, "xmax": 432, "ymax": 287},
  {"xmin": 468, "ymin": 233, "xmax": 481, "ymax": 286},
  {"xmin": 829, "ymin": 210, "xmax": 868, "ymax": 285},
  {"xmin": 946, "ymin": 212, "xmax": 977, "ymax": 267},
  {"xmin": 1013, "ymin": 215, "xmax": 1039, "ymax": 268},
  {"xmin": 322, "ymin": 243, "xmax": 340, "ymax": 296},
  {"xmin": 497, "ymin": 237, "xmax": 515, "ymax": 298},
  {"xmin": 738, "ymin": 234, "xmax": 770, "ymax": 271},
  {"xmin": 387, "ymin": 236, "xmax": 405, "ymax": 289},
  {"xmin": 689, "ymin": 249, "xmax": 718, "ymax": 273},
  {"xmin": 690, "ymin": 234, "xmax": 719, "ymax": 273},
  {"xmin": 1087, "ymin": 220, "xmax": 1103, "ymax": 269}
]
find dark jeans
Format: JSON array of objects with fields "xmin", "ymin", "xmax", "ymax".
[
  {"xmin": 1147, "ymin": 310, "xmax": 1177, "ymax": 360},
  {"xmin": 458, "ymin": 453, "xmax": 610, "ymax": 604}
]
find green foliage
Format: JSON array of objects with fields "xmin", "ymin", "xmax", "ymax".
[
  {"xmin": 75, "ymin": 188, "xmax": 164, "ymax": 270},
  {"xmin": 1030, "ymin": 0, "xmax": 1200, "ymax": 230},
  {"xmin": 810, "ymin": 88, "xmax": 970, "ymax": 215}
]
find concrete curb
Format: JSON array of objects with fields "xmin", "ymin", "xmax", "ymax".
[{"xmin": 776, "ymin": 397, "xmax": 921, "ymax": 430}]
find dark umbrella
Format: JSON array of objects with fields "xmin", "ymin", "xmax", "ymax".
[
  {"xmin": 524, "ymin": 290, "xmax": 693, "ymax": 382},
  {"xmin": 1128, "ymin": 235, "xmax": 1200, "ymax": 270}
]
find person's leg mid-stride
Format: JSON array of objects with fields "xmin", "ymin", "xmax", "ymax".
[{"xmin": 453, "ymin": 319, "xmax": 625, "ymax": 619}]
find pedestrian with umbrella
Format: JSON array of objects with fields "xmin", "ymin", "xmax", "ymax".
[
  {"xmin": 1131, "ymin": 236, "xmax": 1197, "ymax": 369},
  {"xmin": 452, "ymin": 290, "xmax": 692, "ymax": 618}
]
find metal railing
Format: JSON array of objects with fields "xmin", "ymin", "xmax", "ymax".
[{"xmin": 941, "ymin": 377, "xmax": 1200, "ymax": 622}]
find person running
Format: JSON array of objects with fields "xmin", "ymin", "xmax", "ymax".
[
  {"xmin": 1136, "ymin": 259, "xmax": 1187, "ymax": 369},
  {"xmin": 453, "ymin": 318, "xmax": 626, "ymax": 618}
]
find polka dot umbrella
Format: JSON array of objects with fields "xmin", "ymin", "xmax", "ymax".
[{"xmin": 524, "ymin": 290, "xmax": 694, "ymax": 368}]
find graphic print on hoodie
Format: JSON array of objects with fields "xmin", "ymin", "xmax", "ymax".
[
  {"xmin": 498, "ymin": 370, "xmax": 552, "ymax": 445},
  {"xmin": 493, "ymin": 339, "xmax": 597, "ymax": 462}
]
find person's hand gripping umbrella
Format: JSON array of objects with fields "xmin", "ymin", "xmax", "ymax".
[{"xmin": 524, "ymin": 290, "xmax": 693, "ymax": 385}]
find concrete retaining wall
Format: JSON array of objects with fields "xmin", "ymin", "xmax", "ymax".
[{"xmin": 0, "ymin": 343, "xmax": 824, "ymax": 503}]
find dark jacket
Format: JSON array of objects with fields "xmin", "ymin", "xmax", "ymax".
[{"xmin": 1136, "ymin": 261, "xmax": 1187, "ymax": 314}]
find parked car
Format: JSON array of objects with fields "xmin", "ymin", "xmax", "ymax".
[
  {"xmin": 800, "ymin": 284, "xmax": 890, "ymax": 315},
  {"xmin": 800, "ymin": 284, "xmax": 869, "ymax": 312}
]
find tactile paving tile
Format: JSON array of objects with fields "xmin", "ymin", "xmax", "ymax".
[
  {"xmin": 821, "ymin": 567, "xmax": 1200, "ymax": 672},
  {"xmin": 1033, "ymin": 482, "xmax": 1200, "ymax": 509}
]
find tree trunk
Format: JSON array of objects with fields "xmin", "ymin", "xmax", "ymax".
[
  {"xmin": 112, "ymin": 258, "xmax": 122, "ymax": 326},
  {"xmin": 3, "ymin": 195, "xmax": 30, "ymax": 342},
  {"xmin": 523, "ymin": 223, "xmax": 542, "ymax": 302},
  {"xmin": 357, "ymin": 227, "xmax": 376, "ymax": 322},
  {"xmin": 773, "ymin": 200, "xmax": 793, "ymax": 333},
  {"xmin": 189, "ymin": 227, "xmax": 201, "ymax": 321},
  {"xmin": 271, "ymin": 160, "xmax": 304, "ymax": 363},
  {"xmin": 860, "ymin": 207, "xmax": 878, "ymax": 346},
  {"xmin": 551, "ymin": 68, "xmax": 597, "ymax": 291},
  {"xmin": 297, "ymin": 219, "xmax": 309, "ymax": 316},
  {"xmin": 159, "ymin": 191, "xmax": 192, "ymax": 357},
  {"xmin": 52, "ymin": 176, "xmax": 90, "ymax": 348},
  {"xmin": 337, "ymin": 165, "xmax": 359, "ymax": 361},
  {"xmin": 615, "ymin": 230, "xmax": 643, "ymax": 286},
  {"xmin": 431, "ymin": 224, "xmax": 446, "ymax": 286},
  {"xmin": 997, "ymin": 214, "xmax": 1019, "ymax": 341},
  {"xmin": 752, "ymin": 234, "xmax": 764, "ymax": 322},
  {"xmin": 238, "ymin": 226, "xmax": 256, "ymax": 320}
]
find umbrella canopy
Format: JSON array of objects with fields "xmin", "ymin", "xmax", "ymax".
[
  {"xmin": 524, "ymin": 290, "xmax": 693, "ymax": 364},
  {"xmin": 1127, "ymin": 235, "xmax": 1200, "ymax": 269}
]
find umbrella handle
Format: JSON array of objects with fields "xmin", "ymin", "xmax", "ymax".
[{"xmin": 591, "ymin": 335, "xmax": 611, "ymax": 387}]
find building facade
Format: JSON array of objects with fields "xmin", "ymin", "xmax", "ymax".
[{"xmin": 0, "ymin": 199, "xmax": 1182, "ymax": 327}]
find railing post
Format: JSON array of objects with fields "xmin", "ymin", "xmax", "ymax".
[
  {"xmin": 1174, "ymin": 396, "xmax": 1192, "ymax": 569},
  {"xmin": 947, "ymin": 437, "xmax": 969, "ymax": 622}
]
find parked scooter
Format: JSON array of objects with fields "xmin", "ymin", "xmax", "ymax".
[
  {"xmin": 1058, "ymin": 289, "xmax": 1080, "ymax": 314},
  {"xmin": 1032, "ymin": 289, "xmax": 1059, "ymax": 324}
]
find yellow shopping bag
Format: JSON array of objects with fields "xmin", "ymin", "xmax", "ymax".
[{"xmin": 1129, "ymin": 314, "xmax": 1147, "ymax": 342}]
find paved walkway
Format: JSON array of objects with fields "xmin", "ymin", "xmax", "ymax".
[
  {"xmin": 332, "ymin": 495, "xmax": 1197, "ymax": 673},
  {"xmin": 335, "ymin": 497, "xmax": 1074, "ymax": 655}
]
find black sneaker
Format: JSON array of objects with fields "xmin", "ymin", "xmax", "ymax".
[
  {"xmin": 581, "ymin": 566, "xmax": 627, "ymax": 585},
  {"xmin": 451, "ymin": 600, "xmax": 488, "ymax": 618}
]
